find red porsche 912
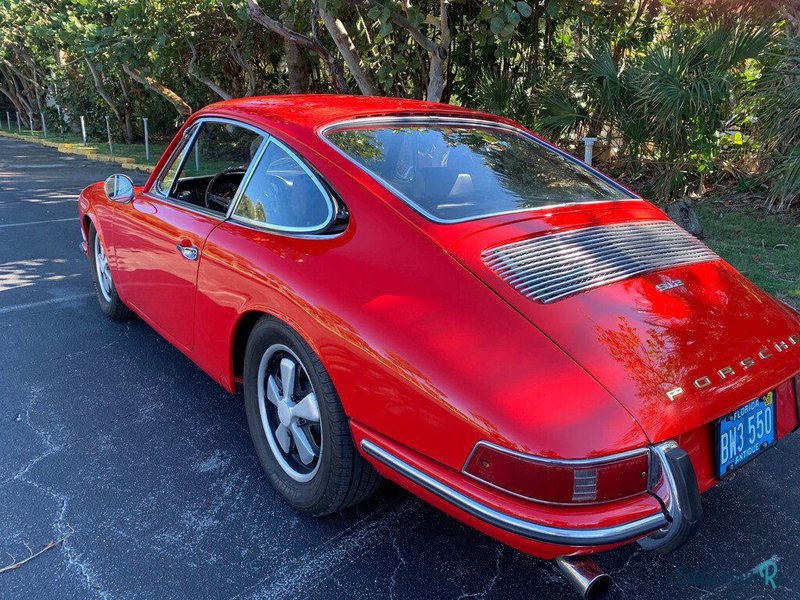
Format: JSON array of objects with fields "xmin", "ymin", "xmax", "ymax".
[{"xmin": 78, "ymin": 95, "xmax": 800, "ymax": 599}]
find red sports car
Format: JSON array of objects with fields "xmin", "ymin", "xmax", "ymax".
[{"xmin": 79, "ymin": 95, "xmax": 800, "ymax": 599}]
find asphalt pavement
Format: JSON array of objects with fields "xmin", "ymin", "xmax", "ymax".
[{"xmin": 1, "ymin": 134, "xmax": 799, "ymax": 600}]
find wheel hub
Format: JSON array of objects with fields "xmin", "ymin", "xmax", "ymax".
[{"xmin": 277, "ymin": 400, "xmax": 292, "ymax": 427}]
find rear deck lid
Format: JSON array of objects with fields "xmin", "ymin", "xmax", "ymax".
[{"xmin": 448, "ymin": 212, "xmax": 800, "ymax": 442}]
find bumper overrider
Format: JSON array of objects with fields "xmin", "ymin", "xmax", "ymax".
[{"xmin": 360, "ymin": 439, "xmax": 702, "ymax": 552}]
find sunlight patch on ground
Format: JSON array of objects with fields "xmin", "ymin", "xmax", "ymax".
[{"xmin": 0, "ymin": 259, "xmax": 76, "ymax": 292}]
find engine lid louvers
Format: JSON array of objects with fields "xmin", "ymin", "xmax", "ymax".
[{"xmin": 482, "ymin": 220, "xmax": 719, "ymax": 304}]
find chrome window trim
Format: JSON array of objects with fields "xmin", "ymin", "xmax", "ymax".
[
  {"xmin": 225, "ymin": 216, "xmax": 346, "ymax": 241},
  {"xmin": 228, "ymin": 136, "xmax": 337, "ymax": 234},
  {"xmin": 149, "ymin": 117, "xmax": 270, "ymax": 221},
  {"xmin": 226, "ymin": 135, "xmax": 271, "ymax": 220},
  {"xmin": 319, "ymin": 116, "xmax": 638, "ymax": 225},
  {"xmin": 154, "ymin": 123, "xmax": 201, "ymax": 197},
  {"xmin": 361, "ymin": 439, "xmax": 669, "ymax": 546},
  {"xmin": 461, "ymin": 441, "xmax": 652, "ymax": 506}
]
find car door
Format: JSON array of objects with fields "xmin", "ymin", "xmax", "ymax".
[{"xmin": 111, "ymin": 119, "xmax": 265, "ymax": 350}]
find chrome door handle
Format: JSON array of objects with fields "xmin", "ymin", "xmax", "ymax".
[{"xmin": 176, "ymin": 243, "xmax": 199, "ymax": 261}]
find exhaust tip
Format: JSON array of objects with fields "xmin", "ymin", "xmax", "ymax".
[
  {"xmin": 555, "ymin": 555, "xmax": 613, "ymax": 600},
  {"xmin": 583, "ymin": 572, "xmax": 612, "ymax": 600}
]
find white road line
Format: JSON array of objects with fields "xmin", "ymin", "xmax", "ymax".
[
  {"xmin": 0, "ymin": 292, "xmax": 94, "ymax": 315},
  {"xmin": 0, "ymin": 217, "xmax": 78, "ymax": 229}
]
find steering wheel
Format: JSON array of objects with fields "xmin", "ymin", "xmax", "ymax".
[{"xmin": 204, "ymin": 168, "xmax": 247, "ymax": 212}]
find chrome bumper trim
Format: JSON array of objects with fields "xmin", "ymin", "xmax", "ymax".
[
  {"xmin": 360, "ymin": 439, "xmax": 670, "ymax": 547},
  {"xmin": 637, "ymin": 441, "xmax": 702, "ymax": 552}
]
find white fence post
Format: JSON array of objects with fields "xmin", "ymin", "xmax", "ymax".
[
  {"xmin": 41, "ymin": 113, "xmax": 47, "ymax": 138},
  {"xmin": 16, "ymin": 111, "xmax": 21, "ymax": 133},
  {"xmin": 5, "ymin": 111, "xmax": 10, "ymax": 132},
  {"xmin": 142, "ymin": 117, "xmax": 150, "ymax": 161},
  {"xmin": 56, "ymin": 106, "xmax": 64, "ymax": 137},
  {"xmin": 29, "ymin": 113, "xmax": 34, "ymax": 136},
  {"xmin": 583, "ymin": 137, "xmax": 597, "ymax": 166},
  {"xmin": 80, "ymin": 116, "xmax": 87, "ymax": 144},
  {"xmin": 105, "ymin": 115, "xmax": 113, "ymax": 154}
]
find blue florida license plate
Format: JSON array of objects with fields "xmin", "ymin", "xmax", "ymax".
[{"xmin": 716, "ymin": 391, "xmax": 776, "ymax": 478}]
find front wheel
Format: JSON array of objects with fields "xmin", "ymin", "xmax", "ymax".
[
  {"xmin": 88, "ymin": 223, "xmax": 131, "ymax": 320},
  {"xmin": 243, "ymin": 316, "xmax": 381, "ymax": 516}
]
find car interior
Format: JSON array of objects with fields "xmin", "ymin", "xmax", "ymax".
[
  {"xmin": 165, "ymin": 129, "xmax": 263, "ymax": 214},
  {"xmin": 159, "ymin": 122, "xmax": 346, "ymax": 233}
]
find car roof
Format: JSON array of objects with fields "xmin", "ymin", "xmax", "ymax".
[{"xmin": 197, "ymin": 94, "xmax": 509, "ymax": 132}]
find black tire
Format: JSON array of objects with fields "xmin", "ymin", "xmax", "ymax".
[
  {"xmin": 243, "ymin": 315, "xmax": 381, "ymax": 516},
  {"xmin": 88, "ymin": 223, "xmax": 132, "ymax": 320}
]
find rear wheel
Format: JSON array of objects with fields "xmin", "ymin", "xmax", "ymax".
[
  {"xmin": 88, "ymin": 224, "xmax": 131, "ymax": 320},
  {"xmin": 243, "ymin": 316, "xmax": 381, "ymax": 515}
]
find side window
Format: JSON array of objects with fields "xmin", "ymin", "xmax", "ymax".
[
  {"xmin": 156, "ymin": 125, "xmax": 197, "ymax": 195},
  {"xmin": 233, "ymin": 140, "xmax": 333, "ymax": 231},
  {"xmin": 158, "ymin": 121, "xmax": 264, "ymax": 214}
]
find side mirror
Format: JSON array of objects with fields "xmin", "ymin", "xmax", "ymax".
[{"xmin": 104, "ymin": 174, "xmax": 135, "ymax": 204}]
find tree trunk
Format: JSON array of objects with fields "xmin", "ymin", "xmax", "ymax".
[
  {"xmin": 341, "ymin": 0, "xmax": 450, "ymax": 102},
  {"xmin": 229, "ymin": 34, "xmax": 257, "ymax": 96},
  {"xmin": 0, "ymin": 79, "xmax": 28, "ymax": 120},
  {"xmin": 248, "ymin": 0, "xmax": 348, "ymax": 93},
  {"xmin": 19, "ymin": 51, "xmax": 45, "ymax": 120},
  {"xmin": 85, "ymin": 57, "xmax": 130, "ymax": 141},
  {"xmin": 280, "ymin": 0, "xmax": 309, "ymax": 93},
  {"xmin": 318, "ymin": 3, "xmax": 378, "ymax": 95},
  {"xmin": 0, "ymin": 65, "xmax": 29, "ymax": 118},
  {"xmin": 187, "ymin": 42, "xmax": 233, "ymax": 100},
  {"xmin": 425, "ymin": 0, "xmax": 451, "ymax": 102},
  {"xmin": 2, "ymin": 62, "xmax": 34, "ymax": 122},
  {"xmin": 122, "ymin": 64, "xmax": 192, "ymax": 118},
  {"xmin": 116, "ymin": 72, "xmax": 135, "ymax": 144}
]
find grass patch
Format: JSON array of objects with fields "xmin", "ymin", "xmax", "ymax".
[
  {"xmin": 0, "ymin": 128, "xmax": 168, "ymax": 168},
  {"xmin": 696, "ymin": 201, "xmax": 800, "ymax": 309}
]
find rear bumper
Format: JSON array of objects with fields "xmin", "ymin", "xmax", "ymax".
[{"xmin": 360, "ymin": 438, "xmax": 702, "ymax": 554}]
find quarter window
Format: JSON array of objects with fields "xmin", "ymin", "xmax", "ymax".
[{"xmin": 233, "ymin": 140, "xmax": 333, "ymax": 231}]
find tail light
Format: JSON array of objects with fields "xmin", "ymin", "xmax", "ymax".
[{"xmin": 463, "ymin": 443, "xmax": 650, "ymax": 505}]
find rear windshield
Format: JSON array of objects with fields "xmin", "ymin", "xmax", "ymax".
[{"xmin": 324, "ymin": 121, "xmax": 634, "ymax": 222}]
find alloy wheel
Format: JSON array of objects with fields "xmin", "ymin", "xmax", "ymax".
[
  {"xmin": 94, "ymin": 234, "xmax": 113, "ymax": 302},
  {"xmin": 257, "ymin": 344, "xmax": 323, "ymax": 482}
]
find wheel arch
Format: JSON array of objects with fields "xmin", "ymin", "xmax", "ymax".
[
  {"xmin": 229, "ymin": 307, "xmax": 327, "ymax": 391},
  {"xmin": 82, "ymin": 211, "xmax": 108, "ymax": 248}
]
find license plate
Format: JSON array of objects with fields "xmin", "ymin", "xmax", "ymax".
[{"xmin": 716, "ymin": 392, "xmax": 776, "ymax": 478}]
